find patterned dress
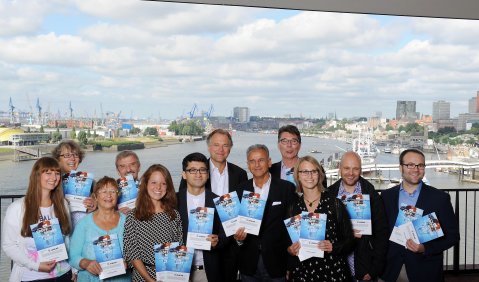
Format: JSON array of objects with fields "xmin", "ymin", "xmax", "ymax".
[
  {"xmin": 123, "ymin": 209, "xmax": 183, "ymax": 282},
  {"xmin": 289, "ymin": 192, "xmax": 351, "ymax": 282}
]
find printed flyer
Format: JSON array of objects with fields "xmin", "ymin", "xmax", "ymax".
[
  {"xmin": 389, "ymin": 203, "xmax": 424, "ymax": 246},
  {"xmin": 30, "ymin": 218, "xmax": 68, "ymax": 262},
  {"xmin": 339, "ymin": 194, "xmax": 372, "ymax": 235},
  {"xmin": 117, "ymin": 174, "xmax": 139, "ymax": 209},
  {"xmin": 298, "ymin": 212, "xmax": 327, "ymax": 260},
  {"xmin": 186, "ymin": 207, "xmax": 214, "ymax": 250},
  {"xmin": 165, "ymin": 245, "xmax": 194, "ymax": 282},
  {"xmin": 214, "ymin": 192, "xmax": 241, "ymax": 237},
  {"xmin": 238, "ymin": 192, "xmax": 266, "ymax": 235},
  {"xmin": 93, "ymin": 234, "xmax": 126, "ymax": 279},
  {"xmin": 64, "ymin": 170, "xmax": 94, "ymax": 212},
  {"xmin": 403, "ymin": 212, "xmax": 444, "ymax": 244},
  {"xmin": 154, "ymin": 242, "xmax": 179, "ymax": 282}
]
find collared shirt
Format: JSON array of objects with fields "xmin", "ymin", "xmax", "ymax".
[
  {"xmin": 280, "ymin": 161, "xmax": 296, "ymax": 186},
  {"xmin": 210, "ymin": 160, "xmax": 229, "ymax": 196},
  {"xmin": 337, "ymin": 180, "xmax": 362, "ymax": 277},
  {"xmin": 186, "ymin": 190, "xmax": 206, "ymax": 266},
  {"xmin": 253, "ymin": 173, "xmax": 272, "ymax": 201},
  {"xmin": 399, "ymin": 181, "xmax": 423, "ymax": 208}
]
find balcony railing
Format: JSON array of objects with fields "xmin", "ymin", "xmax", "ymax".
[{"xmin": 1, "ymin": 189, "xmax": 479, "ymax": 277}]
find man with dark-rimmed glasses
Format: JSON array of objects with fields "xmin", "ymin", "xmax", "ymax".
[{"xmin": 381, "ymin": 148, "xmax": 459, "ymax": 282}]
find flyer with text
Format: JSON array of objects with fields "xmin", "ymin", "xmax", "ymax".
[
  {"xmin": 30, "ymin": 218, "xmax": 68, "ymax": 262},
  {"xmin": 93, "ymin": 233, "xmax": 126, "ymax": 280},
  {"xmin": 339, "ymin": 193, "xmax": 372, "ymax": 235},
  {"xmin": 186, "ymin": 207, "xmax": 214, "ymax": 250},
  {"xmin": 117, "ymin": 174, "xmax": 139, "ymax": 209},
  {"xmin": 238, "ymin": 192, "xmax": 266, "ymax": 235},
  {"xmin": 214, "ymin": 191, "xmax": 240, "ymax": 237},
  {"xmin": 154, "ymin": 242, "xmax": 179, "ymax": 282},
  {"xmin": 403, "ymin": 212, "xmax": 444, "ymax": 244},
  {"xmin": 389, "ymin": 203, "xmax": 424, "ymax": 246},
  {"xmin": 165, "ymin": 245, "xmax": 194, "ymax": 282},
  {"xmin": 298, "ymin": 212, "xmax": 327, "ymax": 260},
  {"xmin": 64, "ymin": 170, "xmax": 94, "ymax": 212}
]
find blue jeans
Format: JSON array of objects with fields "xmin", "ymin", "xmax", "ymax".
[{"xmin": 241, "ymin": 255, "xmax": 286, "ymax": 282}]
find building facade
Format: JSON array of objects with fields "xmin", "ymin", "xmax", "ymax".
[
  {"xmin": 233, "ymin": 107, "xmax": 250, "ymax": 123},
  {"xmin": 432, "ymin": 100, "xmax": 450, "ymax": 121},
  {"xmin": 396, "ymin": 101, "xmax": 417, "ymax": 120}
]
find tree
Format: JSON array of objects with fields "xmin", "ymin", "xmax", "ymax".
[
  {"xmin": 78, "ymin": 130, "xmax": 87, "ymax": 145},
  {"xmin": 144, "ymin": 127, "xmax": 158, "ymax": 136},
  {"xmin": 385, "ymin": 124, "xmax": 394, "ymax": 131},
  {"xmin": 130, "ymin": 127, "xmax": 141, "ymax": 134},
  {"xmin": 87, "ymin": 129, "xmax": 91, "ymax": 138},
  {"xmin": 70, "ymin": 127, "xmax": 77, "ymax": 139},
  {"xmin": 52, "ymin": 128, "xmax": 62, "ymax": 143}
]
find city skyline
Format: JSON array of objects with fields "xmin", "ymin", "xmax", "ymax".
[{"xmin": 1, "ymin": 1, "xmax": 479, "ymax": 119}]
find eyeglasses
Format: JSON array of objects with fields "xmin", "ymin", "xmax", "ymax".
[
  {"xmin": 60, "ymin": 153, "xmax": 79, "ymax": 159},
  {"xmin": 401, "ymin": 163, "xmax": 426, "ymax": 170},
  {"xmin": 185, "ymin": 168, "xmax": 209, "ymax": 174},
  {"xmin": 97, "ymin": 189, "xmax": 120, "ymax": 195},
  {"xmin": 279, "ymin": 138, "xmax": 299, "ymax": 145},
  {"xmin": 298, "ymin": 170, "xmax": 319, "ymax": 176}
]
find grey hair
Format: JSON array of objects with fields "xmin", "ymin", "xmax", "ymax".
[{"xmin": 246, "ymin": 144, "xmax": 270, "ymax": 158}]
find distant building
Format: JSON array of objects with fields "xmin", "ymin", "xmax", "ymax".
[
  {"xmin": 432, "ymin": 100, "xmax": 450, "ymax": 121},
  {"xmin": 375, "ymin": 111, "xmax": 382, "ymax": 118},
  {"xmin": 396, "ymin": 101, "xmax": 417, "ymax": 120},
  {"xmin": 233, "ymin": 107, "xmax": 250, "ymax": 123},
  {"xmin": 457, "ymin": 113, "xmax": 479, "ymax": 131},
  {"xmin": 469, "ymin": 92, "xmax": 479, "ymax": 113}
]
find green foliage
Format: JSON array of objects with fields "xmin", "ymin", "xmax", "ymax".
[
  {"xmin": 385, "ymin": 124, "xmax": 394, "ymax": 131},
  {"xmin": 130, "ymin": 127, "xmax": 141, "ymax": 134},
  {"xmin": 70, "ymin": 127, "xmax": 77, "ymax": 139},
  {"xmin": 52, "ymin": 128, "xmax": 62, "ymax": 143},
  {"xmin": 87, "ymin": 129, "xmax": 91, "ymax": 138},
  {"xmin": 168, "ymin": 120, "xmax": 204, "ymax": 136},
  {"xmin": 144, "ymin": 127, "xmax": 158, "ymax": 136},
  {"xmin": 78, "ymin": 130, "xmax": 88, "ymax": 145}
]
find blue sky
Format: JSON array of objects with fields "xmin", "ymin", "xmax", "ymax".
[{"xmin": 1, "ymin": 0, "xmax": 479, "ymax": 120}]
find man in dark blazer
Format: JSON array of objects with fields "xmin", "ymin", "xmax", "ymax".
[
  {"xmin": 234, "ymin": 144, "xmax": 295, "ymax": 281},
  {"xmin": 328, "ymin": 151, "xmax": 388, "ymax": 281},
  {"xmin": 270, "ymin": 124, "xmax": 327, "ymax": 188},
  {"xmin": 177, "ymin": 152, "xmax": 225, "ymax": 282},
  {"xmin": 381, "ymin": 149, "xmax": 459, "ymax": 282},
  {"xmin": 179, "ymin": 129, "xmax": 248, "ymax": 281}
]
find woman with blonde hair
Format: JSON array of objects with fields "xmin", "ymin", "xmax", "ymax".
[
  {"xmin": 2, "ymin": 157, "xmax": 72, "ymax": 282},
  {"xmin": 287, "ymin": 155, "xmax": 354, "ymax": 281},
  {"xmin": 123, "ymin": 164, "xmax": 183, "ymax": 282}
]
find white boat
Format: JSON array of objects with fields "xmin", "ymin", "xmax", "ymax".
[{"xmin": 352, "ymin": 130, "xmax": 377, "ymax": 165}]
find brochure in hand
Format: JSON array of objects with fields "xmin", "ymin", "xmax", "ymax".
[
  {"xmin": 117, "ymin": 174, "xmax": 139, "ymax": 209},
  {"xmin": 284, "ymin": 214, "xmax": 302, "ymax": 244},
  {"xmin": 338, "ymin": 193, "xmax": 372, "ymax": 235},
  {"xmin": 389, "ymin": 203, "xmax": 424, "ymax": 246},
  {"xmin": 186, "ymin": 207, "xmax": 214, "ymax": 250},
  {"xmin": 64, "ymin": 170, "xmax": 94, "ymax": 212},
  {"xmin": 93, "ymin": 234, "xmax": 126, "ymax": 280},
  {"xmin": 214, "ymin": 191, "xmax": 241, "ymax": 237},
  {"xmin": 30, "ymin": 218, "xmax": 68, "ymax": 262},
  {"xmin": 238, "ymin": 192, "xmax": 266, "ymax": 235},
  {"xmin": 403, "ymin": 212, "xmax": 444, "ymax": 244},
  {"xmin": 298, "ymin": 212, "xmax": 327, "ymax": 260},
  {"xmin": 155, "ymin": 242, "xmax": 179, "ymax": 282},
  {"xmin": 166, "ymin": 245, "xmax": 194, "ymax": 282}
]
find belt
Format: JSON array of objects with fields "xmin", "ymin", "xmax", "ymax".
[{"xmin": 192, "ymin": 265, "xmax": 204, "ymax": 270}]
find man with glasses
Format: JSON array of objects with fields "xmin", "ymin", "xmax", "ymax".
[
  {"xmin": 270, "ymin": 125, "xmax": 327, "ymax": 188},
  {"xmin": 328, "ymin": 151, "xmax": 388, "ymax": 281},
  {"xmin": 381, "ymin": 149, "xmax": 459, "ymax": 282},
  {"xmin": 234, "ymin": 144, "xmax": 295, "ymax": 282},
  {"xmin": 179, "ymin": 129, "xmax": 247, "ymax": 281},
  {"xmin": 177, "ymin": 152, "xmax": 224, "ymax": 282}
]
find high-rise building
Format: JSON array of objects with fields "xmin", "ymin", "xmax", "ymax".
[
  {"xmin": 469, "ymin": 91, "xmax": 479, "ymax": 113},
  {"xmin": 396, "ymin": 101, "xmax": 417, "ymax": 120},
  {"xmin": 432, "ymin": 100, "xmax": 450, "ymax": 121},
  {"xmin": 233, "ymin": 107, "xmax": 250, "ymax": 123}
]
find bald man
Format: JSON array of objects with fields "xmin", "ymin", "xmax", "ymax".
[{"xmin": 328, "ymin": 151, "xmax": 388, "ymax": 281}]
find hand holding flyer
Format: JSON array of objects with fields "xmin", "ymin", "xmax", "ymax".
[
  {"xmin": 30, "ymin": 218, "xmax": 68, "ymax": 262},
  {"xmin": 238, "ymin": 192, "xmax": 266, "ymax": 235},
  {"xmin": 403, "ymin": 212, "xmax": 444, "ymax": 245},
  {"xmin": 186, "ymin": 207, "xmax": 214, "ymax": 250},
  {"xmin": 64, "ymin": 170, "xmax": 94, "ymax": 212},
  {"xmin": 338, "ymin": 193, "xmax": 372, "ymax": 235},
  {"xmin": 214, "ymin": 192, "xmax": 241, "ymax": 237},
  {"xmin": 389, "ymin": 203, "xmax": 424, "ymax": 246},
  {"xmin": 298, "ymin": 212, "xmax": 327, "ymax": 260},
  {"xmin": 93, "ymin": 234, "xmax": 126, "ymax": 280}
]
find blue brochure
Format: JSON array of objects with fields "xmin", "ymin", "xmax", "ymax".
[
  {"xmin": 154, "ymin": 242, "xmax": 179, "ymax": 281},
  {"xmin": 404, "ymin": 212, "xmax": 444, "ymax": 244},
  {"xmin": 117, "ymin": 174, "xmax": 138, "ymax": 209},
  {"xmin": 214, "ymin": 191, "xmax": 241, "ymax": 237},
  {"xmin": 284, "ymin": 214, "xmax": 302, "ymax": 243},
  {"xmin": 298, "ymin": 212, "xmax": 327, "ymax": 260},
  {"xmin": 339, "ymin": 193, "xmax": 372, "ymax": 235},
  {"xmin": 64, "ymin": 170, "xmax": 94, "ymax": 212},
  {"xmin": 186, "ymin": 207, "xmax": 214, "ymax": 250},
  {"xmin": 238, "ymin": 192, "xmax": 266, "ymax": 235},
  {"xmin": 93, "ymin": 233, "xmax": 126, "ymax": 279},
  {"xmin": 166, "ymin": 245, "xmax": 194, "ymax": 282},
  {"xmin": 30, "ymin": 218, "xmax": 68, "ymax": 262}
]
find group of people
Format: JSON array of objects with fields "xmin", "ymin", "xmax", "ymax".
[{"xmin": 1, "ymin": 125, "xmax": 460, "ymax": 282}]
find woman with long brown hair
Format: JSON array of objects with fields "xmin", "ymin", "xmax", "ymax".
[
  {"xmin": 123, "ymin": 164, "xmax": 183, "ymax": 282},
  {"xmin": 1, "ymin": 157, "xmax": 72, "ymax": 282}
]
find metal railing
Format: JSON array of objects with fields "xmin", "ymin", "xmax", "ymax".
[{"xmin": 1, "ymin": 189, "xmax": 479, "ymax": 275}]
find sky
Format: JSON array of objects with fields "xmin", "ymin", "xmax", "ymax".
[{"xmin": 1, "ymin": 0, "xmax": 479, "ymax": 120}]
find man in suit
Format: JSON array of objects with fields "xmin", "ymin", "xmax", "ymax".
[
  {"xmin": 328, "ymin": 151, "xmax": 388, "ymax": 281},
  {"xmin": 270, "ymin": 125, "xmax": 327, "ymax": 188},
  {"xmin": 177, "ymin": 152, "xmax": 225, "ymax": 282},
  {"xmin": 234, "ymin": 144, "xmax": 295, "ymax": 282},
  {"xmin": 180, "ymin": 129, "xmax": 248, "ymax": 281},
  {"xmin": 381, "ymin": 149, "xmax": 459, "ymax": 282}
]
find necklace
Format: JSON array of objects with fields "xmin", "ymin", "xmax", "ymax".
[{"xmin": 304, "ymin": 194, "xmax": 321, "ymax": 207}]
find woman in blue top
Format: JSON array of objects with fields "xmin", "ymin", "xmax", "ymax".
[{"xmin": 69, "ymin": 176, "xmax": 130, "ymax": 282}]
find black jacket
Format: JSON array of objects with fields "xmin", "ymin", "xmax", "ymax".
[{"xmin": 328, "ymin": 177, "xmax": 389, "ymax": 279}]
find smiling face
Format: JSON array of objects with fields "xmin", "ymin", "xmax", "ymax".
[
  {"xmin": 400, "ymin": 151, "xmax": 426, "ymax": 190},
  {"xmin": 95, "ymin": 183, "xmax": 119, "ymax": 211},
  {"xmin": 278, "ymin": 132, "xmax": 301, "ymax": 162},
  {"xmin": 147, "ymin": 171, "xmax": 168, "ymax": 202},
  {"xmin": 58, "ymin": 147, "xmax": 80, "ymax": 173},
  {"xmin": 116, "ymin": 155, "xmax": 141, "ymax": 180},
  {"xmin": 339, "ymin": 152, "xmax": 362, "ymax": 191},
  {"xmin": 182, "ymin": 161, "xmax": 209, "ymax": 190},
  {"xmin": 40, "ymin": 169, "xmax": 61, "ymax": 194},
  {"xmin": 247, "ymin": 149, "xmax": 272, "ymax": 179},
  {"xmin": 207, "ymin": 133, "xmax": 232, "ymax": 166},
  {"xmin": 297, "ymin": 161, "xmax": 320, "ymax": 191}
]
